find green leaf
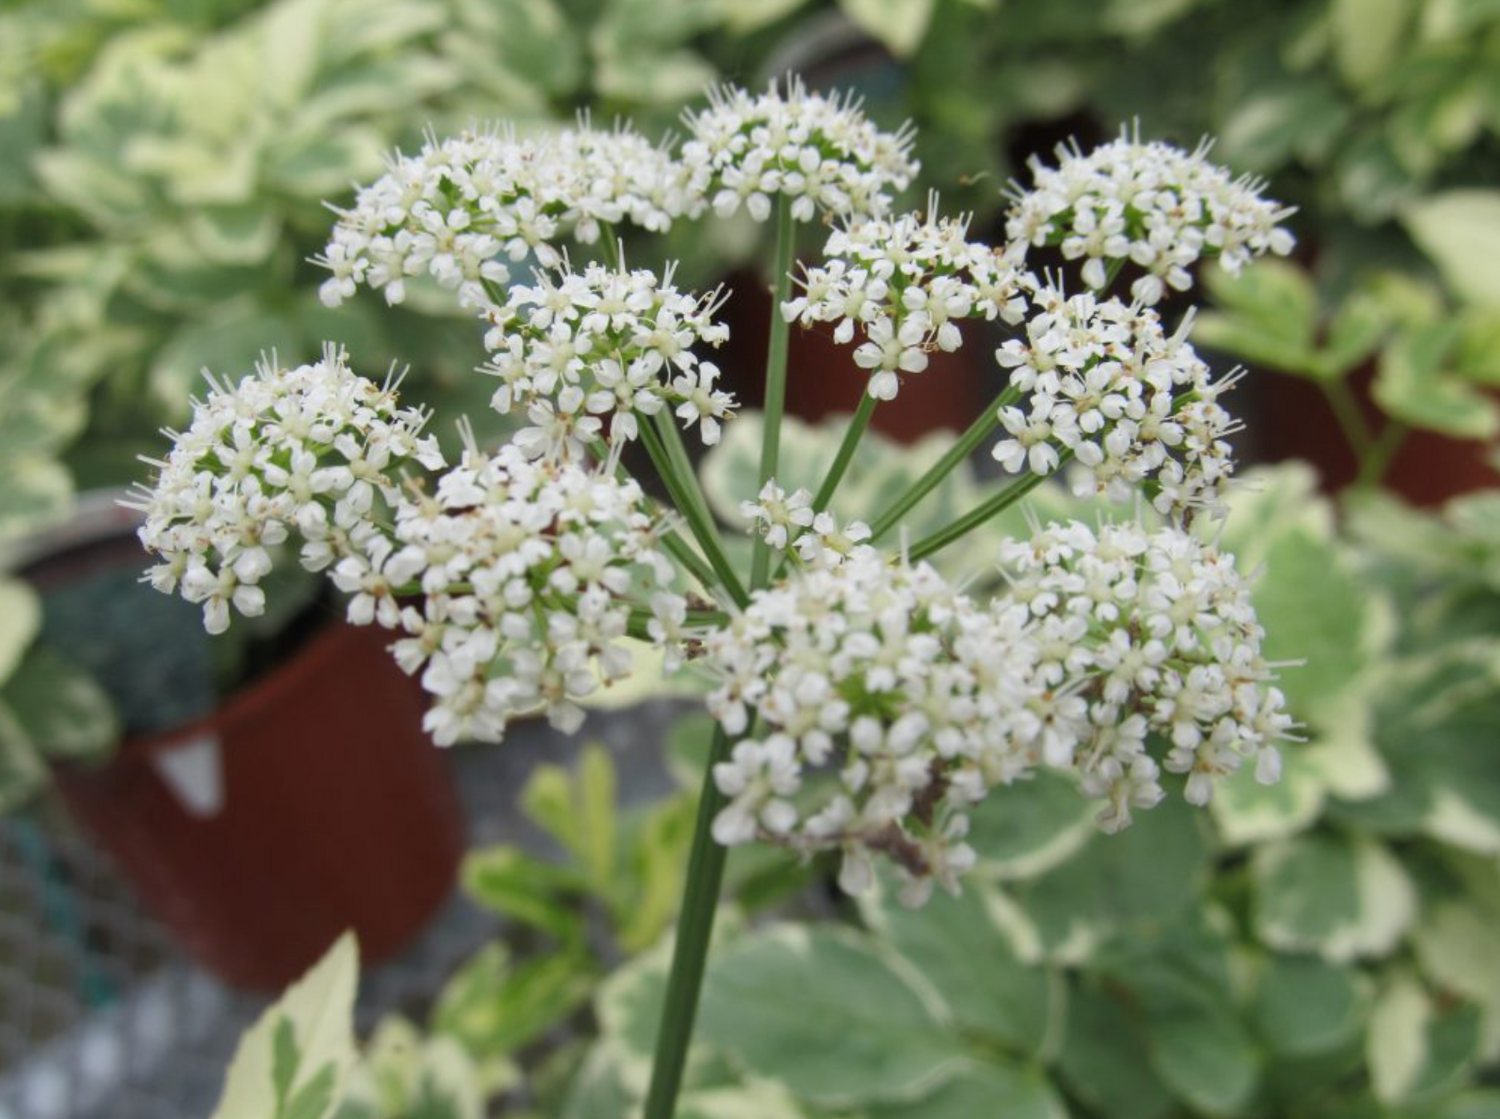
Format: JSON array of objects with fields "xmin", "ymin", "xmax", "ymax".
[
  {"xmin": 212, "ymin": 933, "xmax": 359, "ymax": 1119},
  {"xmin": 1099, "ymin": 919, "xmax": 1262, "ymax": 1116},
  {"xmin": 677, "ymin": 1080, "xmax": 812, "ymax": 1119},
  {"xmin": 593, "ymin": 49, "xmax": 716, "ymax": 106},
  {"xmin": 1211, "ymin": 747, "xmax": 1326, "ymax": 846},
  {"xmin": 616, "ymin": 796, "xmax": 693, "ymax": 954},
  {"xmin": 665, "ymin": 712, "xmax": 717, "ymax": 789},
  {"xmin": 1453, "ymin": 308, "xmax": 1500, "ymax": 385},
  {"xmin": 0, "ymin": 454, "xmax": 73, "ymax": 543},
  {"xmin": 697, "ymin": 924, "xmax": 957, "ymax": 1106},
  {"xmin": 1368, "ymin": 971, "xmax": 1483, "ymax": 1104},
  {"xmin": 1, "ymin": 646, "xmax": 118, "ymax": 762},
  {"xmin": 966, "ymin": 770, "xmax": 1095, "ymax": 880},
  {"xmin": 341, "ymin": 1018, "xmax": 492, "ymax": 1119},
  {"xmin": 460, "ymin": 845, "xmax": 586, "ymax": 943},
  {"xmin": 0, "ymin": 580, "xmax": 41, "ymax": 685},
  {"xmin": 1149, "ymin": 1005, "xmax": 1261, "ymax": 1115},
  {"xmin": 1375, "ymin": 321, "xmax": 1500, "ymax": 439},
  {"xmin": 283, "ymin": 1066, "xmax": 337, "ymax": 1119},
  {"xmin": 1323, "ymin": 286, "xmax": 1392, "ymax": 376},
  {"xmin": 997, "ymin": 794, "xmax": 1208, "ymax": 964},
  {"xmin": 432, "ymin": 943, "xmax": 597, "ymax": 1058},
  {"xmin": 185, "ymin": 203, "xmax": 282, "ymax": 266},
  {"xmin": 1251, "ymin": 525, "xmax": 1384, "ymax": 724},
  {"xmin": 1333, "ymin": 0, "xmax": 1416, "ymax": 88},
  {"xmin": 1412, "ymin": 900, "xmax": 1500, "ymax": 1060},
  {"xmin": 1196, "ymin": 259, "xmax": 1321, "ymax": 377},
  {"xmin": 273, "ymin": 1017, "xmax": 301, "ymax": 1105},
  {"xmin": 1056, "ymin": 982, "xmax": 1176, "ymax": 1119},
  {"xmin": 1404, "ymin": 191, "xmax": 1500, "ymax": 307},
  {"xmin": 1251, "ymin": 834, "xmax": 1416, "ymax": 961},
  {"xmin": 1216, "ymin": 74, "xmax": 1351, "ymax": 174},
  {"xmin": 0, "ymin": 700, "xmax": 47, "ymax": 816},
  {"xmin": 719, "ymin": 0, "xmax": 812, "ymax": 33},
  {"xmin": 869, "ymin": 1061, "xmax": 1067, "ymax": 1119},
  {"xmin": 860, "ymin": 877, "xmax": 1059, "ymax": 1058},
  {"xmin": 839, "ymin": 0, "xmax": 936, "ymax": 56},
  {"xmin": 1254, "ymin": 955, "xmax": 1368, "ymax": 1058},
  {"xmin": 518, "ymin": 743, "xmax": 618, "ymax": 894}
]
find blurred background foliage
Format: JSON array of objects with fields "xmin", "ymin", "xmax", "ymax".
[{"xmin": 5, "ymin": 0, "xmax": 1500, "ymax": 540}]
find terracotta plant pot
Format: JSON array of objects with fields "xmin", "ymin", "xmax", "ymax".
[{"xmin": 16, "ymin": 497, "xmax": 464, "ymax": 991}]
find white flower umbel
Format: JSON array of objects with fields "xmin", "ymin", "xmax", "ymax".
[
  {"xmin": 315, "ymin": 123, "xmax": 699, "ymax": 309},
  {"xmin": 480, "ymin": 261, "xmax": 735, "ymax": 460},
  {"xmin": 991, "ymin": 285, "xmax": 1242, "ymax": 519},
  {"xmin": 680, "ymin": 77, "xmax": 919, "ymax": 224},
  {"xmin": 127, "ymin": 346, "xmax": 444, "ymax": 635},
  {"xmin": 997, "ymin": 518, "xmax": 1294, "ymax": 831},
  {"xmin": 1005, "ymin": 127, "xmax": 1296, "ymax": 304},
  {"xmin": 701, "ymin": 551, "xmax": 1063, "ymax": 907},
  {"xmin": 363, "ymin": 443, "xmax": 685, "ymax": 746},
  {"xmin": 783, "ymin": 205, "xmax": 1035, "ymax": 399}
]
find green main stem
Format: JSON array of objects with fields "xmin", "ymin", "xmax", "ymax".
[
  {"xmin": 641, "ymin": 724, "xmax": 734, "ymax": 1119},
  {"xmin": 637, "ymin": 418, "xmax": 749, "ymax": 609},
  {"xmin": 749, "ymin": 197, "xmax": 797, "ymax": 592},
  {"xmin": 642, "ymin": 197, "xmax": 796, "ymax": 1119},
  {"xmin": 812, "ymin": 386, "xmax": 879, "ymax": 512}
]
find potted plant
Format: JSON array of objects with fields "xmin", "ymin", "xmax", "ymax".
[{"xmin": 1, "ymin": 490, "xmax": 467, "ymax": 991}]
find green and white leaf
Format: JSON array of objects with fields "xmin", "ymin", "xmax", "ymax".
[
  {"xmin": 1253, "ymin": 955, "xmax": 1369, "ymax": 1058},
  {"xmin": 0, "ymin": 646, "xmax": 118, "ymax": 762},
  {"xmin": 1251, "ymin": 834, "xmax": 1416, "ymax": 962},
  {"xmin": 966, "ymin": 770, "xmax": 1095, "ymax": 881},
  {"xmin": 1368, "ymin": 970, "xmax": 1483, "ymax": 1105},
  {"xmin": 1404, "ymin": 191, "xmax": 1500, "ymax": 307},
  {"xmin": 869, "ymin": 1061, "xmax": 1068, "ymax": 1119},
  {"xmin": 1211, "ymin": 747, "xmax": 1326, "ymax": 846},
  {"xmin": 839, "ymin": 0, "xmax": 936, "ymax": 56},
  {"xmin": 860, "ymin": 875, "xmax": 1061, "ymax": 1059},
  {"xmin": 0, "ymin": 580, "xmax": 41, "ymax": 685},
  {"xmin": 697, "ymin": 923, "xmax": 958, "ymax": 1107},
  {"xmin": 211, "ymin": 933, "xmax": 359, "ymax": 1119},
  {"xmin": 1413, "ymin": 892, "xmax": 1500, "ymax": 1061},
  {"xmin": 1374, "ymin": 320, "xmax": 1500, "ymax": 440}
]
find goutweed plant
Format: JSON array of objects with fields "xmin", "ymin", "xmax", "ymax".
[{"xmin": 131, "ymin": 77, "xmax": 1300, "ymax": 1117}]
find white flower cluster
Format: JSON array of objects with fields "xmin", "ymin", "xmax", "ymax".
[
  {"xmin": 703, "ymin": 519, "xmax": 1293, "ymax": 904},
  {"xmin": 783, "ymin": 207, "xmax": 1034, "ymax": 399},
  {"xmin": 480, "ymin": 261, "xmax": 735, "ymax": 460},
  {"xmin": 1006, "ymin": 129, "xmax": 1296, "ymax": 305},
  {"xmin": 740, "ymin": 480, "xmax": 873, "ymax": 570},
  {"xmin": 128, "ymin": 347, "xmax": 443, "ymax": 635},
  {"xmin": 998, "ymin": 519, "xmax": 1294, "ymax": 831},
  {"xmin": 681, "ymin": 78, "xmax": 919, "ymax": 224},
  {"xmin": 316, "ymin": 124, "xmax": 699, "ymax": 309},
  {"xmin": 344, "ymin": 443, "xmax": 684, "ymax": 746},
  {"xmin": 991, "ymin": 287, "xmax": 1239, "ymax": 519},
  {"xmin": 704, "ymin": 551, "xmax": 1051, "ymax": 907}
]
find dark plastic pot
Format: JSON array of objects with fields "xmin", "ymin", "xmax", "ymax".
[{"xmin": 15, "ymin": 496, "xmax": 464, "ymax": 992}]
